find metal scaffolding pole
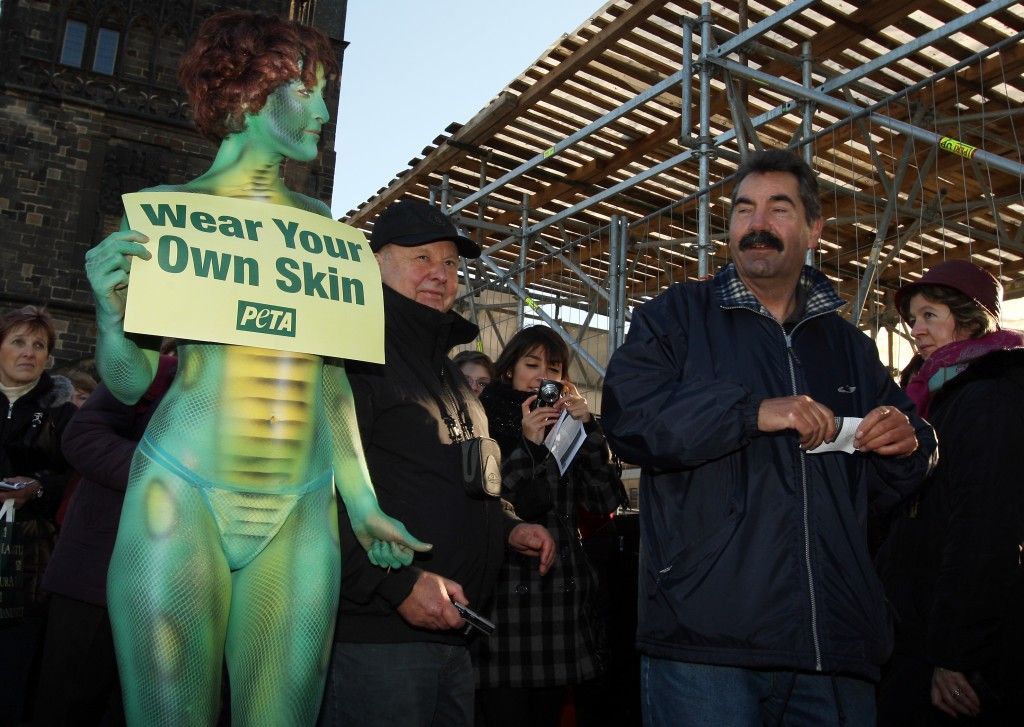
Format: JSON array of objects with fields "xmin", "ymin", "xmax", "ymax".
[
  {"xmin": 711, "ymin": 0, "xmax": 818, "ymax": 59},
  {"xmin": 697, "ymin": 2, "xmax": 713, "ymax": 278},
  {"xmin": 615, "ymin": 216, "xmax": 629, "ymax": 349},
  {"xmin": 538, "ymin": 238, "xmax": 611, "ymax": 304},
  {"xmin": 476, "ymin": 254, "xmax": 607, "ymax": 378},
  {"xmin": 680, "ymin": 18, "xmax": 693, "ymax": 141},
  {"xmin": 710, "ymin": 56, "xmax": 1024, "ymax": 180},
  {"xmin": 607, "ymin": 215, "xmax": 621, "ymax": 360},
  {"xmin": 850, "ymin": 138, "xmax": 922, "ymax": 326},
  {"xmin": 439, "ymin": 0, "xmax": 1024, "ymax": 365},
  {"xmin": 449, "ymin": 67, "xmax": 688, "ymax": 217},
  {"xmin": 801, "ymin": 40, "xmax": 815, "ymax": 267},
  {"xmin": 517, "ymin": 192, "xmax": 529, "ymax": 329}
]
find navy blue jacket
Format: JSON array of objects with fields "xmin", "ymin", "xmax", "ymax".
[{"xmin": 601, "ymin": 265, "xmax": 936, "ymax": 681}]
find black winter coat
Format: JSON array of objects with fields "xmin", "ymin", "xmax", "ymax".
[
  {"xmin": 475, "ymin": 382, "xmax": 627, "ymax": 688},
  {"xmin": 42, "ymin": 357, "xmax": 176, "ymax": 606},
  {"xmin": 335, "ymin": 286, "xmax": 517, "ymax": 645},
  {"xmin": 601, "ymin": 264, "xmax": 936, "ymax": 681},
  {"xmin": 1, "ymin": 372, "xmax": 77, "ymax": 520},
  {"xmin": 877, "ymin": 348, "xmax": 1024, "ymax": 709},
  {"xmin": 1, "ymin": 372, "xmax": 76, "ymax": 615}
]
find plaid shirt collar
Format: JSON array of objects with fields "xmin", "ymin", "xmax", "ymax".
[{"xmin": 714, "ymin": 263, "xmax": 845, "ymax": 322}]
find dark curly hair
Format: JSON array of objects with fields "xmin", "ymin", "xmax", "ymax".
[{"xmin": 178, "ymin": 11, "xmax": 339, "ymax": 141}]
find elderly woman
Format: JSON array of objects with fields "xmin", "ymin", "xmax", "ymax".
[
  {"xmin": 876, "ymin": 260, "xmax": 1024, "ymax": 725},
  {"xmin": 0, "ymin": 305, "xmax": 77, "ymax": 722},
  {"xmin": 84, "ymin": 11, "xmax": 424, "ymax": 726}
]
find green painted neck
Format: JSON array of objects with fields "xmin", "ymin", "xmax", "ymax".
[{"xmin": 191, "ymin": 130, "xmax": 290, "ymax": 201}]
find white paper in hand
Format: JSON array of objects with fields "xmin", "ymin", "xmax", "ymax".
[
  {"xmin": 544, "ymin": 410, "xmax": 587, "ymax": 475},
  {"xmin": 806, "ymin": 416, "xmax": 863, "ymax": 455}
]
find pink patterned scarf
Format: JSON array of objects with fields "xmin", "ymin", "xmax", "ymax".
[{"xmin": 905, "ymin": 329, "xmax": 1024, "ymax": 417}]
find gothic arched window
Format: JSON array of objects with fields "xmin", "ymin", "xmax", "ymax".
[{"xmin": 58, "ymin": 4, "xmax": 121, "ymax": 76}]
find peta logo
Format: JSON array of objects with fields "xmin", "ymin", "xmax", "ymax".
[{"xmin": 236, "ymin": 300, "xmax": 296, "ymax": 337}]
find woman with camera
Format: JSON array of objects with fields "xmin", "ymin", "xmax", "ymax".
[{"xmin": 475, "ymin": 326, "xmax": 627, "ymax": 726}]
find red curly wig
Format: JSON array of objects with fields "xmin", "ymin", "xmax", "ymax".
[{"xmin": 178, "ymin": 11, "xmax": 339, "ymax": 142}]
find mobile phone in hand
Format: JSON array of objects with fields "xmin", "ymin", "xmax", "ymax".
[{"xmin": 453, "ymin": 601, "xmax": 495, "ymax": 636}]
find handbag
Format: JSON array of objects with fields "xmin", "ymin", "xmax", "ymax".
[{"xmin": 461, "ymin": 436, "xmax": 502, "ymax": 499}]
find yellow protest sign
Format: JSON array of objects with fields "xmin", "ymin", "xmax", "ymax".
[{"xmin": 122, "ymin": 192, "xmax": 383, "ymax": 363}]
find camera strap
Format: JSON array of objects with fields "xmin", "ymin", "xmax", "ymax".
[
  {"xmin": 435, "ymin": 366, "xmax": 476, "ymax": 443},
  {"xmin": 391, "ymin": 344, "xmax": 476, "ymax": 443}
]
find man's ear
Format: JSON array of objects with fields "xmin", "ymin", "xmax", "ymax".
[{"xmin": 808, "ymin": 216, "xmax": 824, "ymax": 251}]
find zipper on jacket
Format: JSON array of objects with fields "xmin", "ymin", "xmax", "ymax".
[
  {"xmin": 723, "ymin": 292, "xmax": 838, "ymax": 672},
  {"xmin": 784, "ymin": 330, "xmax": 823, "ymax": 672}
]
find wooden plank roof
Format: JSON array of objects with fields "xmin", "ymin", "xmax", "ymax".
[{"xmin": 340, "ymin": 0, "xmax": 1024, "ymax": 330}]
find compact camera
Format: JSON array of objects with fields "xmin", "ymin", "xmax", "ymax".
[{"xmin": 530, "ymin": 379, "xmax": 564, "ymax": 410}]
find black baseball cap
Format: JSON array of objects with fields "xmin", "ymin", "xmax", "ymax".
[{"xmin": 369, "ymin": 199, "xmax": 481, "ymax": 259}]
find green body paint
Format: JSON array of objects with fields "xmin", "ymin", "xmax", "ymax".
[{"xmin": 94, "ymin": 58, "xmax": 419, "ymax": 726}]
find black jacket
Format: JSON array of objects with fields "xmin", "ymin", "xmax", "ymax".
[
  {"xmin": 1, "ymin": 372, "xmax": 77, "ymax": 520},
  {"xmin": 601, "ymin": 264, "xmax": 936, "ymax": 681},
  {"xmin": 42, "ymin": 357, "xmax": 176, "ymax": 606},
  {"xmin": 335, "ymin": 286, "xmax": 516, "ymax": 644},
  {"xmin": 877, "ymin": 348, "xmax": 1024, "ymax": 678}
]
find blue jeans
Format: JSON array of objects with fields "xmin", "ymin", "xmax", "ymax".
[
  {"xmin": 317, "ymin": 641, "xmax": 474, "ymax": 727},
  {"xmin": 641, "ymin": 657, "xmax": 876, "ymax": 726}
]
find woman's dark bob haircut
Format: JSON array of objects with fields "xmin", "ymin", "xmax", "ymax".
[{"xmin": 493, "ymin": 326, "xmax": 570, "ymax": 383}]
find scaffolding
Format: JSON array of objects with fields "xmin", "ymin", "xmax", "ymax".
[{"xmin": 343, "ymin": 0, "xmax": 1024, "ymax": 402}]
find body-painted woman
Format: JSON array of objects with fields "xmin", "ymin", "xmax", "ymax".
[{"xmin": 84, "ymin": 12, "xmax": 427, "ymax": 726}]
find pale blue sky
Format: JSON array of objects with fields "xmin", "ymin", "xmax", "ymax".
[{"xmin": 330, "ymin": 0, "xmax": 602, "ymax": 218}]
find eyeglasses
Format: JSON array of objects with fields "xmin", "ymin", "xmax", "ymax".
[{"xmin": 464, "ymin": 377, "xmax": 491, "ymax": 389}]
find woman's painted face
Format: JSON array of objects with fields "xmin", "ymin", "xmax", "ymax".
[
  {"xmin": 510, "ymin": 345, "xmax": 563, "ymax": 393},
  {"xmin": 248, "ymin": 64, "xmax": 329, "ymax": 161},
  {"xmin": 907, "ymin": 293, "xmax": 966, "ymax": 360},
  {"xmin": 0, "ymin": 325, "xmax": 49, "ymax": 387},
  {"xmin": 459, "ymin": 362, "xmax": 491, "ymax": 397}
]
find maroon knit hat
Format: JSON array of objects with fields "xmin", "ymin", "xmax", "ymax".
[{"xmin": 895, "ymin": 259, "xmax": 1002, "ymax": 323}]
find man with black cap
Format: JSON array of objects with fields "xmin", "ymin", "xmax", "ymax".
[{"xmin": 319, "ymin": 199, "xmax": 555, "ymax": 727}]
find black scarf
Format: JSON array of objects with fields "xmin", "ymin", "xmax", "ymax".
[{"xmin": 478, "ymin": 381, "xmax": 531, "ymax": 457}]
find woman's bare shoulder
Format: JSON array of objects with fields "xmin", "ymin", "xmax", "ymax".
[
  {"xmin": 286, "ymin": 190, "xmax": 332, "ymax": 217},
  {"xmin": 137, "ymin": 183, "xmax": 194, "ymax": 193}
]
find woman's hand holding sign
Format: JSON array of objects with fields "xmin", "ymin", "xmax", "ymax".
[{"xmin": 85, "ymin": 228, "xmax": 151, "ymax": 324}]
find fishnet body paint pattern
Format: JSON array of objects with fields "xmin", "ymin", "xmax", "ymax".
[
  {"xmin": 108, "ymin": 345, "xmax": 344, "ymax": 725},
  {"xmin": 98, "ymin": 48, "xmax": 407, "ymax": 725}
]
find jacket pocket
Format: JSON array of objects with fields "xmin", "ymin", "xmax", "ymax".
[{"xmin": 643, "ymin": 459, "xmax": 749, "ymax": 599}]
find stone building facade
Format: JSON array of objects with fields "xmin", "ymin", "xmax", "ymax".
[{"xmin": 0, "ymin": 0, "xmax": 347, "ymax": 367}]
